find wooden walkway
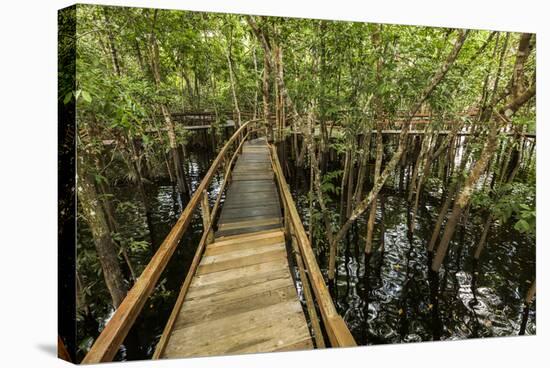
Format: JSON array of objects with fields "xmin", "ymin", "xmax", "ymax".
[{"xmin": 158, "ymin": 138, "xmax": 313, "ymax": 359}]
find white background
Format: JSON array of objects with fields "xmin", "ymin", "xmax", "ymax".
[{"xmin": 0, "ymin": 0, "xmax": 547, "ymax": 366}]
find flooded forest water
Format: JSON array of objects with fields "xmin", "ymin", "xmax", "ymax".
[{"xmin": 76, "ymin": 134, "xmax": 535, "ymax": 362}]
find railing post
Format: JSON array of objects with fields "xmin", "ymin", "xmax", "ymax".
[
  {"xmin": 201, "ymin": 190, "xmax": 215, "ymax": 244},
  {"xmin": 290, "ymin": 227, "xmax": 325, "ymax": 349},
  {"xmin": 283, "ymin": 204, "xmax": 291, "ymax": 240},
  {"xmin": 238, "ymin": 125, "xmax": 246, "ymax": 154}
]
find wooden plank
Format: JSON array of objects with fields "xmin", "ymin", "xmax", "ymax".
[
  {"xmin": 196, "ymin": 248, "xmax": 287, "ymax": 275},
  {"xmin": 186, "ymin": 266, "xmax": 291, "ymax": 300},
  {"xmin": 176, "ymin": 284, "xmax": 297, "ymax": 328},
  {"xmin": 201, "ymin": 242, "xmax": 285, "ymax": 265},
  {"xmin": 204, "ymin": 238, "xmax": 283, "ymax": 257},
  {"xmin": 227, "ymin": 179, "xmax": 274, "ymax": 188},
  {"xmin": 215, "ymin": 223, "xmax": 283, "ymax": 237},
  {"xmin": 232, "ymin": 173, "xmax": 274, "ymax": 181},
  {"xmin": 232, "ymin": 170, "xmax": 272, "ymax": 176},
  {"xmin": 234, "ymin": 162, "xmax": 271, "ymax": 169},
  {"xmin": 273, "ymin": 339, "xmax": 314, "ymax": 352},
  {"xmin": 227, "ymin": 185, "xmax": 277, "ymax": 193},
  {"xmin": 209, "ymin": 229, "xmax": 283, "ymax": 247},
  {"xmin": 190, "ymin": 259, "xmax": 289, "ymax": 288},
  {"xmin": 170, "ymin": 300, "xmax": 303, "ymax": 343},
  {"xmin": 226, "ymin": 186, "xmax": 276, "ymax": 196},
  {"xmin": 225, "ymin": 189, "xmax": 277, "ymax": 198},
  {"xmin": 218, "ymin": 218, "xmax": 282, "ymax": 232},
  {"xmin": 163, "ymin": 300, "xmax": 308, "ymax": 358},
  {"xmin": 220, "ymin": 206, "xmax": 280, "ymax": 222},
  {"xmin": 219, "ymin": 213, "xmax": 281, "ymax": 225},
  {"xmin": 227, "ymin": 326, "xmax": 312, "ymax": 355},
  {"xmin": 183, "ymin": 279, "xmax": 294, "ymax": 310},
  {"xmin": 224, "ymin": 198, "xmax": 279, "ymax": 210}
]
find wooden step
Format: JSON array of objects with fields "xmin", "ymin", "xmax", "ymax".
[{"xmin": 211, "ymin": 229, "xmax": 284, "ymax": 247}]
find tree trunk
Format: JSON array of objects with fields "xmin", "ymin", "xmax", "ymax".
[
  {"xmin": 519, "ymin": 279, "xmax": 536, "ymax": 335},
  {"xmin": 225, "ymin": 29, "xmax": 242, "ymax": 130},
  {"xmin": 252, "ymin": 46, "xmax": 259, "ymax": 120},
  {"xmin": 431, "ymin": 124, "xmax": 499, "ymax": 271},
  {"xmin": 473, "ymin": 214, "xmax": 492, "ymax": 260},
  {"xmin": 353, "ymin": 132, "xmax": 371, "ymax": 205},
  {"xmin": 365, "ymin": 126, "xmax": 384, "ymax": 255},
  {"xmin": 149, "ymin": 9, "xmax": 189, "ymax": 196},
  {"xmin": 339, "ymin": 149, "xmax": 351, "ymax": 223},
  {"xmin": 262, "ymin": 52, "xmax": 272, "ymax": 141},
  {"xmin": 102, "ymin": 8, "xmax": 122, "ymax": 76},
  {"xmin": 78, "ymin": 156, "xmax": 127, "ymax": 308}
]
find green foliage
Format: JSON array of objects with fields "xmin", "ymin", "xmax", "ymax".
[
  {"xmin": 472, "ymin": 182, "xmax": 536, "ymax": 235},
  {"xmin": 321, "ymin": 170, "xmax": 343, "ymax": 196}
]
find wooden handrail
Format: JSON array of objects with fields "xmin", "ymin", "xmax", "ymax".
[
  {"xmin": 268, "ymin": 144, "xmax": 356, "ymax": 348},
  {"xmin": 82, "ymin": 120, "xmax": 258, "ymax": 364}
]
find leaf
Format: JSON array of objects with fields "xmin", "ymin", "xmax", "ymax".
[
  {"xmin": 63, "ymin": 91, "xmax": 73, "ymax": 104},
  {"xmin": 94, "ymin": 173, "xmax": 108, "ymax": 185},
  {"xmin": 514, "ymin": 219, "xmax": 530, "ymax": 233},
  {"xmin": 82, "ymin": 90, "xmax": 92, "ymax": 103}
]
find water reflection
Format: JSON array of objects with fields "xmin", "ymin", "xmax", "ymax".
[{"xmin": 290, "ymin": 165, "xmax": 536, "ymax": 346}]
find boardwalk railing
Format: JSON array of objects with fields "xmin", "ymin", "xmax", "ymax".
[
  {"xmin": 82, "ymin": 120, "xmax": 259, "ymax": 364},
  {"xmin": 268, "ymin": 144, "xmax": 357, "ymax": 348}
]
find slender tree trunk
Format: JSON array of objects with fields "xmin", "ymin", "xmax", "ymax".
[
  {"xmin": 78, "ymin": 155, "xmax": 127, "ymax": 308},
  {"xmin": 149, "ymin": 9, "xmax": 189, "ymax": 196},
  {"xmin": 339, "ymin": 149, "xmax": 351, "ymax": 223},
  {"xmin": 95, "ymin": 174, "xmax": 137, "ymax": 282},
  {"xmin": 519, "ymin": 279, "xmax": 536, "ymax": 335},
  {"xmin": 275, "ymin": 45, "xmax": 286, "ymax": 141},
  {"xmin": 301, "ymin": 111, "xmax": 336, "ymax": 279},
  {"xmin": 365, "ymin": 126, "xmax": 384, "ymax": 255},
  {"xmin": 353, "ymin": 132, "xmax": 371, "ymax": 205},
  {"xmin": 225, "ymin": 29, "xmax": 242, "ymax": 130},
  {"xmin": 432, "ymin": 124, "xmax": 499, "ymax": 271},
  {"xmin": 346, "ymin": 151, "xmax": 355, "ymax": 218},
  {"xmin": 473, "ymin": 214, "xmax": 492, "ymax": 260},
  {"xmin": 262, "ymin": 52, "xmax": 272, "ymax": 141},
  {"xmin": 102, "ymin": 8, "xmax": 122, "ymax": 76},
  {"xmin": 252, "ymin": 46, "xmax": 259, "ymax": 120}
]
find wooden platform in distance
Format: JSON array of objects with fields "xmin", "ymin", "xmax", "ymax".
[{"xmin": 160, "ymin": 138, "xmax": 313, "ymax": 359}]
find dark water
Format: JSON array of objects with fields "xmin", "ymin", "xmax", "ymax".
[
  {"xmin": 76, "ymin": 148, "xmax": 223, "ymax": 362},
  {"xmin": 76, "ymin": 140, "xmax": 535, "ymax": 362},
  {"xmin": 284, "ymin": 144, "xmax": 536, "ymax": 346}
]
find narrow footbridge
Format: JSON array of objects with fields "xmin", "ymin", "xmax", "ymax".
[{"xmin": 82, "ymin": 121, "xmax": 355, "ymax": 364}]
